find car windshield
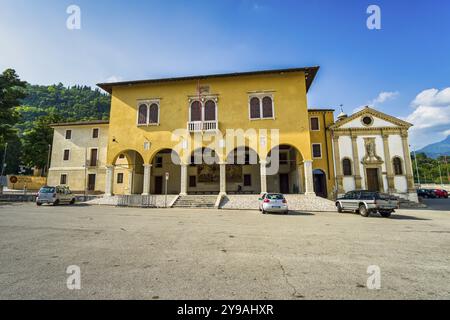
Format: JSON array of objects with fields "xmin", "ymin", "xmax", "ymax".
[
  {"xmin": 266, "ymin": 194, "xmax": 284, "ymax": 200},
  {"xmin": 39, "ymin": 187, "xmax": 55, "ymax": 193}
]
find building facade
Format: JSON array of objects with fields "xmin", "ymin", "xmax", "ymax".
[
  {"xmin": 48, "ymin": 120, "xmax": 109, "ymax": 193},
  {"xmin": 330, "ymin": 107, "xmax": 418, "ymax": 202},
  {"xmin": 47, "ymin": 68, "xmax": 418, "ymax": 203}
]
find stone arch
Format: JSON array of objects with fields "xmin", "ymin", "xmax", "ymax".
[
  {"xmin": 149, "ymin": 148, "xmax": 182, "ymax": 195},
  {"xmin": 111, "ymin": 149, "xmax": 145, "ymax": 195},
  {"xmin": 225, "ymin": 146, "xmax": 261, "ymax": 194}
]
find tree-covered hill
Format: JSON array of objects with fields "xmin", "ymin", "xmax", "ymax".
[{"xmin": 15, "ymin": 83, "xmax": 110, "ymax": 133}]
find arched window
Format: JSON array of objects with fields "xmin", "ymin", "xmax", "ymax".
[
  {"xmin": 138, "ymin": 104, "xmax": 148, "ymax": 125},
  {"xmin": 149, "ymin": 103, "xmax": 159, "ymax": 124},
  {"xmin": 204, "ymin": 100, "xmax": 216, "ymax": 121},
  {"xmin": 342, "ymin": 158, "xmax": 352, "ymax": 176},
  {"xmin": 190, "ymin": 101, "xmax": 202, "ymax": 122},
  {"xmin": 250, "ymin": 97, "xmax": 260, "ymax": 119},
  {"xmin": 262, "ymin": 96, "xmax": 273, "ymax": 118},
  {"xmin": 393, "ymin": 157, "xmax": 403, "ymax": 175}
]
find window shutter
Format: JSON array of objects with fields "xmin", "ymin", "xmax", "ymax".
[
  {"xmin": 190, "ymin": 101, "xmax": 202, "ymax": 121},
  {"xmin": 262, "ymin": 97, "xmax": 273, "ymax": 118},
  {"xmin": 204, "ymin": 100, "xmax": 216, "ymax": 121},
  {"xmin": 138, "ymin": 104, "xmax": 148, "ymax": 124},
  {"xmin": 149, "ymin": 104, "xmax": 159, "ymax": 124},
  {"xmin": 250, "ymin": 97, "xmax": 260, "ymax": 119}
]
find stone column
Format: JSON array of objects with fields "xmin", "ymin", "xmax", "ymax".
[
  {"xmin": 332, "ymin": 135, "xmax": 345, "ymax": 194},
  {"xmin": 401, "ymin": 131, "xmax": 416, "ymax": 192},
  {"xmin": 126, "ymin": 168, "xmax": 134, "ymax": 195},
  {"xmin": 105, "ymin": 165, "xmax": 114, "ymax": 196},
  {"xmin": 180, "ymin": 164, "xmax": 188, "ymax": 196},
  {"xmin": 382, "ymin": 132, "xmax": 395, "ymax": 192},
  {"xmin": 304, "ymin": 160, "xmax": 315, "ymax": 196},
  {"xmin": 260, "ymin": 160, "xmax": 267, "ymax": 194},
  {"xmin": 351, "ymin": 134, "xmax": 362, "ymax": 189},
  {"xmin": 142, "ymin": 164, "xmax": 152, "ymax": 195},
  {"xmin": 297, "ymin": 163, "xmax": 304, "ymax": 193},
  {"xmin": 219, "ymin": 162, "xmax": 227, "ymax": 196}
]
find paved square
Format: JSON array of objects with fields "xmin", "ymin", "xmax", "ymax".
[{"xmin": 0, "ymin": 202, "xmax": 449, "ymax": 299}]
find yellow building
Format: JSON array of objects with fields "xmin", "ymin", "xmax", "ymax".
[
  {"xmin": 95, "ymin": 67, "xmax": 337, "ymax": 199},
  {"xmin": 48, "ymin": 67, "xmax": 338, "ymax": 201}
]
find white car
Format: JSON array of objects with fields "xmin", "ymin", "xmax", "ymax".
[
  {"xmin": 258, "ymin": 193, "xmax": 289, "ymax": 214},
  {"xmin": 36, "ymin": 186, "xmax": 76, "ymax": 206}
]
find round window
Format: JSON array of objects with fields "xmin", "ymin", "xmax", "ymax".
[{"xmin": 362, "ymin": 116, "xmax": 373, "ymax": 126}]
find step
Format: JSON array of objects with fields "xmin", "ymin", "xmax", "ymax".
[{"xmin": 172, "ymin": 195, "xmax": 218, "ymax": 208}]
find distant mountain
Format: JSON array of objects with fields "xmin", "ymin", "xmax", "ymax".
[{"xmin": 417, "ymin": 136, "xmax": 450, "ymax": 158}]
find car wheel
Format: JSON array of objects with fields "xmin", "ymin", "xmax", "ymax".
[
  {"xmin": 337, "ymin": 203, "xmax": 343, "ymax": 213},
  {"xmin": 36, "ymin": 202, "xmax": 42, "ymax": 206},
  {"xmin": 261, "ymin": 209, "xmax": 266, "ymax": 214},
  {"xmin": 380, "ymin": 210, "xmax": 392, "ymax": 218},
  {"xmin": 359, "ymin": 204, "xmax": 369, "ymax": 217},
  {"xmin": 53, "ymin": 199, "xmax": 60, "ymax": 206},
  {"xmin": 70, "ymin": 198, "xmax": 75, "ymax": 205},
  {"xmin": 284, "ymin": 211, "xmax": 289, "ymax": 215}
]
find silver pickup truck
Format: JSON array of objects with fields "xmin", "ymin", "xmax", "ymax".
[{"xmin": 336, "ymin": 190, "xmax": 399, "ymax": 218}]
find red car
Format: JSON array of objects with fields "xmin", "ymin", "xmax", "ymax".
[{"xmin": 433, "ymin": 189, "xmax": 449, "ymax": 198}]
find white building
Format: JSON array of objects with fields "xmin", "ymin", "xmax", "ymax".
[{"xmin": 330, "ymin": 106, "xmax": 418, "ymax": 202}]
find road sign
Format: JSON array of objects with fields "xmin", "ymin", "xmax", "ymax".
[{"xmin": 9, "ymin": 176, "xmax": 18, "ymax": 184}]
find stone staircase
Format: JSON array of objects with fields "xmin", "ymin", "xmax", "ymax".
[{"xmin": 172, "ymin": 195, "xmax": 218, "ymax": 208}]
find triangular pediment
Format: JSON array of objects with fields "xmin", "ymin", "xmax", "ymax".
[{"xmin": 329, "ymin": 106, "xmax": 412, "ymax": 130}]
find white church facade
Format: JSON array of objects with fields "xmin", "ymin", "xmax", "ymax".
[{"xmin": 330, "ymin": 107, "xmax": 418, "ymax": 203}]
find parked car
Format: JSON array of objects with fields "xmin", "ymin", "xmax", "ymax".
[
  {"xmin": 336, "ymin": 190, "xmax": 398, "ymax": 218},
  {"xmin": 259, "ymin": 193, "xmax": 289, "ymax": 214},
  {"xmin": 36, "ymin": 186, "xmax": 76, "ymax": 206},
  {"xmin": 433, "ymin": 189, "xmax": 448, "ymax": 198},
  {"xmin": 417, "ymin": 189, "xmax": 437, "ymax": 198}
]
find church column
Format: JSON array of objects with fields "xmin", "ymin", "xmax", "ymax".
[
  {"xmin": 260, "ymin": 160, "xmax": 267, "ymax": 194},
  {"xmin": 401, "ymin": 131, "xmax": 416, "ymax": 192},
  {"xmin": 304, "ymin": 160, "xmax": 315, "ymax": 196},
  {"xmin": 105, "ymin": 165, "xmax": 114, "ymax": 196},
  {"xmin": 332, "ymin": 135, "xmax": 345, "ymax": 194},
  {"xmin": 382, "ymin": 132, "xmax": 395, "ymax": 192},
  {"xmin": 219, "ymin": 162, "xmax": 227, "ymax": 196},
  {"xmin": 351, "ymin": 133, "xmax": 362, "ymax": 189},
  {"xmin": 142, "ymin": 164, "xmax": 152, "ymax": 196},
  {"xmin": 180, "ymin": 163, "xmax": 188, "ymax": 196}
]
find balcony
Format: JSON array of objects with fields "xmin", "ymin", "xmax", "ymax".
[{"xmin": 187, "ymin": 121, "xmax": 218, "ymax": 133}]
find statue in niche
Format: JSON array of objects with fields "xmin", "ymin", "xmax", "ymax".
[{"xmin": 362, "ymin": 138, "xmax": 383, "ymax": 164}]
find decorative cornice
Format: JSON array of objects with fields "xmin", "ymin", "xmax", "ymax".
[{"xmin": 329, "ymin": 106, "xmax": 413, "ymax": 130}]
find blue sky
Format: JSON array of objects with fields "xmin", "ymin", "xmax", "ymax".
[{"xmin": 1, "ymin": 0, "xmax": 449, "ymax": 148}]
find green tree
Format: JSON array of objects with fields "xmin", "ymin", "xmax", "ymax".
[
  {"xmin": 0, "ymin": 69, "xmax": 27, "ymax": 144},
  {"xmin": 21, "ymin": 112, "xmax": 63, "ymax": 173}
]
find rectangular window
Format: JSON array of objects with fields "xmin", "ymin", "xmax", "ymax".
[
  {"xmin": 189, "ymin": 176, "xmax": 197, "ymax": 188},
  {"xmin": 117, "ymin": 173, "xmax": 124, "ymax": 184},
  {"xmin": 310, "ymin": 117, "xmax": 320, "ymax": 131},
  {"xmin": 60, "ymin": 174, "xmax": 67, "ymax": 185},
  {"xmin": 65, "ymin": 130, "xmax": 72, "ymax": 139},
  {"xmin": 155, "ymin": 157, "xmax": 163, "ymax": 168},
  {"xmin": 279, "ymin": 152, "xmax": 288, "ymax": 165},
  {"xmin": 92, "ymin": 128, "xmax": 99, "ymax": 139},
  {"xmin": 90, "ymin": 149, "xmax": 98, "ymax": 167},
  {"xmin": 244, "ymin": 174, "xmax": 252, "ymax": 187},
  {"xmin": 63, "ymin": 149, "xmax": 70, "ymax": 161},
  {"xmin": 312, "ymin": 144, "xmax": 322, "ymax": 158}
]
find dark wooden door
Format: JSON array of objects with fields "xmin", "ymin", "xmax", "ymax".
[
  {"xmin": 366, "ymin": 168, "xmax": 380, "ymax": 191},
  {"xmin": 313, "ymin": 173, "xmax": 328, "ymax": 198},
  {"xmin": 88, "ymin": 174, "xmax": 96, "ymax": 191},
  {"xmin": 154, "ymin": 176, "xmax": 163, "ymax": 195},
  {"xmin": 279, "ymin": 174, "xmax": 289, "ymax": 194}
]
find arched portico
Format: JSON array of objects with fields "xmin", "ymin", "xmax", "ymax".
[
  {"xmin": 225, "ymin": 146, "xmax": 261, "ymax": 194},
  {"xmin": 148, "ymin": 149, "xmax": 182, "ymax": 195},
  {"xmin": 266, "ymin": 144, "xmax": 315, "ymax": 195}
]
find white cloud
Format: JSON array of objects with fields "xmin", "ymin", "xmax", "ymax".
[
  {"xmin": 370, "ymin": 91, "xmax": 399, "ymax": 106},
  {"xmin": 353, "ymin": 91, "xmax": 399, "ymax": 113},
  {"xmin": 411, "ymin": 88, "xmax": 450, "ymax": 107},
  {"xmin": 405, "ymin": 88, "xmax": 450, "ymax": 149}
]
